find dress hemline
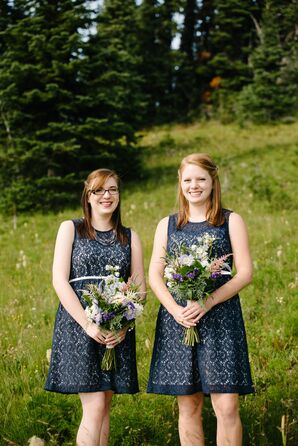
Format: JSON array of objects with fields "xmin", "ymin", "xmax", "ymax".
[
  {"xmin": 147, "ymin": 383, "xmax": 255, "ymax": 396},
  {"xmin": 45, "ymin": 385, "xmax": 139, "ymax": 395}
]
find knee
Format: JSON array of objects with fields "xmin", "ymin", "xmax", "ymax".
[
  {"xmin": 178, "ymin": 394, "xmax": 204, "ymax": 419},
  {"xmin": 212, "ymin": 396, "xmax": 239, "ymax": 422}
]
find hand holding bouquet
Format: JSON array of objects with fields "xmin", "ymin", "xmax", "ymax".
[
  {"xmin": 164, "ymin": 233, "xmax": 231, "ymax": 346},
  {"xmin": 82, "ymin": 265, "xmax": 145, "ymax": 370}
]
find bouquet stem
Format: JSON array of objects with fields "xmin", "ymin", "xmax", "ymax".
[
  {"xmin": 183, "ymin": 326, "xmax": 199, "ymax": 346},
  {"xmin": 101, "ymin": 346, "xmax": 116, "ymax": 371}
]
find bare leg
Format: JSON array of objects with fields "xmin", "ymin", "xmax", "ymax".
[
  {"xmin": 211, "ymin": 393, "xmax": 242, "ymax": 446},
  {"xmin": 177, "ymin": 392, "xmax": 205, "ymax": 446},
  {"xmin": 77, "ymin": 391, "xmax": 113, "ymax": 446},
  {"xmin": 100, "ymin": 391, "xmax": 113, "ymax": 446}
]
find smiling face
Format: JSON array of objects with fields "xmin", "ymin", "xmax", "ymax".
[
  {"xmin": 88, "ymin": 176, "xmax": 120, "ymax": 217},
  {"xmin": 180, "ymin": 163, "xmax": 213, "ymax": 206}
]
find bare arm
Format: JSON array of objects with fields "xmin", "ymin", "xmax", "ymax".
[
  {"xmin": 52, "ymin": 220, "xmax": 106, "ymax": 344},
  {"xmin": 183, "ymin": 212, "xmax": 253, "ymax": 321},
  {"xmin": 131, "ymin": 229, "xmax": 146, "ymax": 295},
  {"xmin": 149, "ymin": 217, "xmax": 196, "ymax": 328}
]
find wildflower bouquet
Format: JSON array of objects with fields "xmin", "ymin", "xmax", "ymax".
[
  {"xmin": 82, "ymin": 265, "xmax": 145, "ymax": 370},
  {"xmin": 164, "ymin": 233, "xmax": 232, "ymax": 346}
]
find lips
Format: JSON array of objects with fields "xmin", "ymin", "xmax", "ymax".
[
  {"xmin": 189, "ymin": 191, "xmax": 202, "ymax": 196},
  {"xmin": 99, "ymin": 201, "xmax": 113, "ymax": 207}
]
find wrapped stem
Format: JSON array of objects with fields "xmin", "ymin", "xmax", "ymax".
[
  {"xmin": 101, "ymin": 346, "xmax": 117, "ymax": 371},
  {"xmin": 183, "ymin": 326, "xmax": 199, "ymax": 346}
]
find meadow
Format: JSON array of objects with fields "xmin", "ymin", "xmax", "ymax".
[{"xmin": 0, "ymin": 120, "xmax": 297, "ymax": 445}]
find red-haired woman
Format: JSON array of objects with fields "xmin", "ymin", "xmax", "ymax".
[
  {"xmin": 147, "ymin": 153, "xmax": 254, "ymax": 445},
  {"xmin": 45, "ymin": 168, "xmax": 145, "ymax": 446}
]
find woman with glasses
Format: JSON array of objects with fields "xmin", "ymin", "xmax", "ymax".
[
  {"xmin": 45, "ymin": 168, "xmax": 145, "ymax": 446},
  {"xmin": 147, "ymin": 153, "xmax": 254, "ymax": 445}
]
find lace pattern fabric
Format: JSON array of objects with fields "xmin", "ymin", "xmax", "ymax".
[
  {"xmin": 147, "ymin": 211, "xmax": 254, "ymax": 395},
  {"xmin": 45, "ymin": 219, "xmax": 139, "ymax": 394}
]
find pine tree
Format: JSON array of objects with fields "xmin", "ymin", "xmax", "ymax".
[
  {"xmin": 138, "ymin": 0, "xmax": 180, "ymax": 123},
  {"xmin": 238, "ymin": 1, "xmax": 298, "ymax": 122},
  {"xmin": 173, "ymin": 0, "xmax": 200, "ymax": 118},
  {"xmin": 209, "ymin": 0, "xmax": 263, "ymax": 91},
  {"xmin": 0, "ymin": 0, "xmax": 92, "ymax": 211},
  {"xmin": 78, "ymin": 0, "xmax": 145, "ymax": 178},
  {"xmin": 0, "ymin": 0, "xmax": 145, "ymax": 212}
]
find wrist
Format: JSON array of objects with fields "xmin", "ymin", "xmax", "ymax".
[
  {"xmin": 84, "ymin": 320, "xmax": 92, "ymax": 332},
  {"xmin": 207, "ymin": 294, "xmax": 216, "ymax": 310},
  {"xmin": 167, "ymin": 301, "xmax": 180, "ymax": 316}
]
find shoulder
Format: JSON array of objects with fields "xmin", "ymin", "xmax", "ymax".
[
  {"xmin": 58, "ymin": 220, "xmax": 75, "ymax": 232},
  {"xmin": 228, "ymin": 212, "xmax": 247, "ymax": 234},
  {"xmin": 130, "ymin": 229, "xmax": 141, "ymax": 245},
  {"xmin": 156, "ymin": 215, "xmax": 170, "ymax": 233},
  {"xmin": 55, "ymin": 220, "xmax": 75, "ymax": 245}
]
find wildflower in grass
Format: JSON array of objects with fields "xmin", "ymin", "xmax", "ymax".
[
  {"xmin": 82, "ymin": 265, "xmax": 146, "ymax": 370},
  {"xmin": 164, "ymin": 233, "xmax": 232, "ymax": 346}
]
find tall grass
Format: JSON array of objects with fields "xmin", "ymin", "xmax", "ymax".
[{"xmin": 0, "ymin": 121, "xmax": 297, "ymax": 445}]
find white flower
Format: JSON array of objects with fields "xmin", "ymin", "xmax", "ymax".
[
  {"xmin": 178, "ymin": 254, "xmax": 194, "ymax": 266},
  {"xmin": 164, "ymin": 266, "xmax": 175, "ymax": 280},
  {"xmin": 134, "ymin": 303, "xmax": 144, "ymax": 317},
  {"xmin": 85, "ymin": 304, "xmax": 98, "ymax": 320},
  {"xmin": 28, "ymin": 436, "xmax": 45, "ymax": 446}
]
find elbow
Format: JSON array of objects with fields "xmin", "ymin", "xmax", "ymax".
[
  {"xmin": 52, "ymin": 276, "xmax": 59, "ymax": 293},
  {"xmin": 244, "ymin": 269, "xmax": 253, "ymax": 286},
  {"xmin": 52, "ymin": 275, "xmax": 67, "ymax": 294},
  {"xmin": 236, "ymin": 268, "xmax": 253, "ymax": 287}
]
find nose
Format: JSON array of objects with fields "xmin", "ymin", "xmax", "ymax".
[
  {"xmin": 190, "ymin": 179, "xmax": 199, "ymax": 188},
  {"xmin": 103, "ymin": 189, "xmax": 111, "ymax": 196}
]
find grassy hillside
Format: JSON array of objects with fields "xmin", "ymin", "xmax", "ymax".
[{"xmin": 0, "ymin": 121, "xmax": 297, "ymax": 445}]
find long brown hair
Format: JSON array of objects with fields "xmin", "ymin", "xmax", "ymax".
[
  {"xmin": 77, "ymin": 168, "xmax": 128, "ymax": 245},
  {"xmin": 177, "ymin": 153, "xmax": 224, "ymax": 228}
]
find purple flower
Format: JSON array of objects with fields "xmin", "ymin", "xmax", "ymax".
[
  {"xmin": 211, "ymin": 272, "xmax": 221, "ymax": 279},
  {"xmin": 124, "ymin": 302, "xmax": 136, "ymax": 321},
  {"xmin": 186, "ymin": 271, "xmax": 196, "ymax": 279},
  {"xmin": 102, "ymin": 311, "xmax": 116, "ymax": 321},
  {"xmin": 172, "ymin": 273, "xmax": 184, "ymax": 282}
]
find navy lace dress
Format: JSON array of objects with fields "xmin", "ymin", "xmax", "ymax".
[
  {"xmin": 45, "ymin": 219, "xmax": 139, "ymax": 394},
  {"xmin": 147, "ymin": 210, "xmax": 254, "ymax": 396}
]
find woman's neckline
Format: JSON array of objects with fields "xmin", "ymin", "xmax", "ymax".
[
  {"xmin": 94, "ymin": 227, "xmax": 113, "ymax": 233},
  {"xmin": 188, "ymin": 219, "xmax": 207, "ymax": 224},
  {"xmin": 188, "ymin": 218, "xmax": 207, "ymax": 223}
]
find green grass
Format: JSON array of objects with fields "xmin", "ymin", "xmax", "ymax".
[{"xmin": 0, "ymin": 120, "xmax": 297, "ymax": 445}]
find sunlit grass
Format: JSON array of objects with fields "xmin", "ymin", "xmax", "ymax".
[{"xmin": 0, "ymin": 120, "xmax": 297, "ymax": 445}]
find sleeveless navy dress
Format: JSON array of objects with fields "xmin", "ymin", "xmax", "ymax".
[
  {"xmin": 147, "ymin": 211, "xmax": 254, "ymax": 396},
  {"xmin": 45, "ymin": 219, "xmax": 139, "ymax": 394}
]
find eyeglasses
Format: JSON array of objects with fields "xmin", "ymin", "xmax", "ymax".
[{"xmin": 90, "ymin": 187, "xmax": 119, "ymax": 196}]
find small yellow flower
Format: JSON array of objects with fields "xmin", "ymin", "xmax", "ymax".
[{"xmin": 46, "ymin": 349, "xmax": 52, "ymax": 363}]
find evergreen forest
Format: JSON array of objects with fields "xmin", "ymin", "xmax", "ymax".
[{"xmin": 0, "ymin": 0, "xmax": 297, "ymax": 212}]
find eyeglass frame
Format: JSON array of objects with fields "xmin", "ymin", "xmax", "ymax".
[{"xmin": 89, "ymin": 187, "xmax": 119, "ymax": 196}]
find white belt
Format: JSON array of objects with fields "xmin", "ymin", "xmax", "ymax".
[{"xmin": 69, "ymin": 275, "xmax": 106, "ymax": 283}]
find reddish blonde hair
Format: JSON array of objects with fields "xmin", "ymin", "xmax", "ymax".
[
  {"xmin": 177, "ymin": 153, "xmax": 224, "ymax": 228},
  {"xmin": 78, "ymin": 168, "xmax": 128, "ymax": 245}
]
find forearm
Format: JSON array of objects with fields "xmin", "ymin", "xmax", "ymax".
[
  {"xmin": 207, "ymin": 271, "xmax": 252, "ymax": 309},
  {"xmin": 53, "ymin": 279, "xmax": 88, "ymax": 329},
  {"xmin": 149, "ymin": 274, "xmax": 179, "ymax": 315}
]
